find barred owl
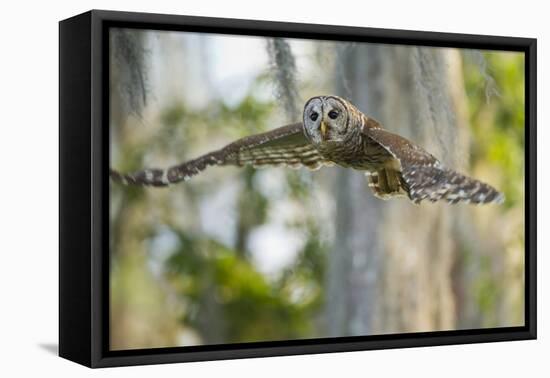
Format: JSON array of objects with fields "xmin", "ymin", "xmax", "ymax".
[{"xmin": 111, "ymin": 95, "xmax": 503, "ymax": 205}]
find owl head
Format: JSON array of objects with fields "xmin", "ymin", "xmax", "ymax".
[{"xmin": 302, "ymin": 95, "xmax": 354, "ymax": 145}]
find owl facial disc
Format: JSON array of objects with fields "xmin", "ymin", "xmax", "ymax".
[{"xmin": 303, "ymin": 95, "xmax": 349, "ymax": 145}]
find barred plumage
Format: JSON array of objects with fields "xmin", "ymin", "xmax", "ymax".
[
  {"xmin": 110, "ymin": 123, "xmax": 331, "ymax": 187},
  {"xmin": 360, "ymin": 122, "xmax": 503, "ymax": 204},
  {"xmin": 402, "ymin": 166, "xmax": 504, "ymax": 204},
  {"xmin": 111, "ymin": 95, "xmax": 504, "ymax": 205}
]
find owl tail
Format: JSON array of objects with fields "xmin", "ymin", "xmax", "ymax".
[{"xmin": 403, "ymin": 166, "xmax": 505, "ymax": 205}]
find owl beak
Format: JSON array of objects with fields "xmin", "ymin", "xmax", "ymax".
[{"xmin": 320, "ymin": 121, "xmax": 328, "ymax": 140}]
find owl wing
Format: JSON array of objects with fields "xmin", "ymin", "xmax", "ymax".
[
  {"xmin": 363, "ymin": 127, "xmax": 504, "ymax": 204},
  {"xmin": 111, "ymin": 123, "xmax": 331, "ymax": 187}
]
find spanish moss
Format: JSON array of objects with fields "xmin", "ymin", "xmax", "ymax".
[
  {"xmin": 111, "ymin": 29, "xmax": 149, "ymax": 117},
  {"xmin": 464, "ymin": 50, "xmax": 500, "ymax": 102},
  {"xmin": 266, "ymin": 38, "xmax": 300, "ymax": 121}
]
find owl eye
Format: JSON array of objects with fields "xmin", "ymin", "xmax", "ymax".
[
  {"xmin": 328, "ymin": 110, "xmax": 339, "ymax": 119},
  {"xmin": 310, "ymin": 112, "xmax": 319, "ymax": 121}
]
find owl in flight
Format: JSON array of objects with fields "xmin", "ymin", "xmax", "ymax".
[{"xmin": 110, "ymin": 95, "xmax": 504, "ymax": 205}]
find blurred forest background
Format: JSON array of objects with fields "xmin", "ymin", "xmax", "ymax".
[{"xmin": 109, "ymin": 28, "xmax": 525, "ymax": 350}]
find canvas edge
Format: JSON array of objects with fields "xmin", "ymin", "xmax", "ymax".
[{"xmin": 59, "ymin": 10, "xmax": 94, "ymax": 368}]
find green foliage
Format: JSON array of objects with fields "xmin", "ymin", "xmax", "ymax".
[
  {"xmin": 153, "ymin": 95, "xmax": 275, "ymax": 164},
  {"xmin": 472, "ymin": 254, "xmax": 499, "ymax": 326},
  {"xmin": 463, "ymin": 51, "xmax": 525, "ymax": 207},
  {"xmin": 164, "ymin": 230, "xmax": 321, "ymax": 343},
  {"xmin": 151, "ymin": 92, "xmax": 325, "ymax": 344},
  {"xmin": 463, "ymin": 51, "xmax": 526, "ymax": 326}
]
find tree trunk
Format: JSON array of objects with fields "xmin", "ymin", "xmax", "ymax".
[{"xmin": 326, "ymin": 44, "xmax": 468, "ymax": 336}]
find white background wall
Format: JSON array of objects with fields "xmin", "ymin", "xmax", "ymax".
[{"xmin": 0, "ymin": 0, "xmax": 546, "ymax": 376}]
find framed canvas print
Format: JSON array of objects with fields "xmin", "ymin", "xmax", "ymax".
[{"xmin": 59, "ymin": 10, "xmax": 536, "ymax": 368}]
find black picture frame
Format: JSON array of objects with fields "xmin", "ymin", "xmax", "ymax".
[{"xmin": 59, "ymin": 9, "xmax": 537, "ymax": 368}]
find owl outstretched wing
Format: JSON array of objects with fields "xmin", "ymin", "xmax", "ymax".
[
  {"xmin": 363, "ymin": 126, "xmax": 504, "ymax": 205},
  {"xmin": 110, "ymin": 123, "xmax": 331, "ymax": 187}
]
